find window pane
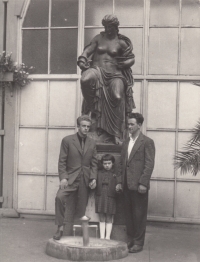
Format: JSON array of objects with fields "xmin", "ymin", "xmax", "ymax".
[
  {"xmin": 49, "ymin": 81, "xmax": 77, "ymax": 126},
  {"xmin": 115, "ymin": 0, "xmax": 144, "ymax": 26},
  {"xmin": 150, "ymin": 0, "xmax": 179, "ymax": 26},
  {"xmin": 18, "ymin": 129, "xmax": 46, "ymax": 173},
  {"xmin": 18, "ymin": 175, "xmax": 45, "ymax": 209},
  {"xmin": 46, "ymin": 176, "xmax": 59, "ymax": 210},
  {"xmin": 147, "ymin": 82, "xmax": 177, "ymax": 128},
  {"xmin": 51, "ymin": 29, "xmax": 77, "ymax": 74},
  {"xmin": 149, "ymin": 181, "xmax": 174, "ymax": 217},
  {"xmin": 149, "ymin": 28, "xmax": 178, "ymax": 74},
  {"xmin": 120, "ymin": 28, "xmax": 143, "ymax": 75},
  {"xmin": 85, "ymin": 0, "xmax": 113, "ymax": 26},
  {"xmin": 182, "ymin": 0, "xmax": 200, "ymax": 26},
  {"xmin": 85, "ymin": 192, "xmax": 99, "ymax": 222},
  {"xmin": 20, "ymin": 81, "xmax": 47, "ymax": 126},
  {"xmin": 179, "ymin": 82, "xmax": 200, "ymax": 129},
  {"xmin": 48, "ymin": 129, "xmax": 75, "ymax": 173},
  {"xmin": 85, "ymin": 28, "xmax": 102, "ymax": 46},
  {"xmin": 132, "ymin": 81, "xmax": 142, "ymax": 113},
  {"xmin": 147, "ymin": 131, "xmax": 175, "ymax": 179},
  {"xmin": 23, "ymin": 0, "xmax": 49, "ymax": 27},
  {"xmin": 22, "ymin": 30, "xmax": 48, "ymax": 74},
  {"xmin": 180, "ymin": 29, "xmax": 200, "ymax": 75},
  {"xmin": 177, "ymin": 182, "xmax": 200, "ymax": 218},
  {"xmin": 51, "ymin": 0, "xmax": 78, "ymax": 27}
]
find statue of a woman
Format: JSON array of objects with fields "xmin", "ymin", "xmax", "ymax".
[{"xmin": 77, "ymin": 14, "xmax": 135, "ymax": 144}]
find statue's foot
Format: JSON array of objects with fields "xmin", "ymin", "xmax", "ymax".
[{"xmin": 114, "ymin": 136, "xmax": 122, "ymax": 145}]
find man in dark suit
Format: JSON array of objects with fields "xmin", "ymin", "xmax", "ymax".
[
  {"xmin": 116, "ymin": 113, "xmax": 155, "ymax": 253},
  {"xmin": 53, "ymin": 115, "xmax": 98, "ymax": 240}
]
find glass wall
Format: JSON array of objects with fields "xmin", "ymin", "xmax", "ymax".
[
  {"xmin": 22, "ymin": 0, "xmax": 78, "ymax": 74},
  {"xmin": 18, "ymin": 0, "xmax": 200, "ymax": 222}
]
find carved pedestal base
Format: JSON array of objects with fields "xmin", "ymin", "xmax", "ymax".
[{"xmin": 46, "ymin": 237, "xmax": 128, "ymax": 261}]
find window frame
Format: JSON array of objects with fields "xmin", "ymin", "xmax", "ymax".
[{"xmin": 15, "ymin": 0, "xmax": 200, "ymax": 222}]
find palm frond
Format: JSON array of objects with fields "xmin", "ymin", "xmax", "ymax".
[
  {"xmin": 190, "ymin": 120, "xmax": 200, "ymax": 144},
  {"xmin": 174, "ymin": 148, "xmax": 200, "ymax": 175},
  {"xmin": 174, "ymin": 119, "xmax": 200, "ymax": 176}
]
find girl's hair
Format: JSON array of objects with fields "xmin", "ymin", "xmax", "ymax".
[{"xmin": 101, "ymin": 154, "xmax": 115, "ymax": 164}]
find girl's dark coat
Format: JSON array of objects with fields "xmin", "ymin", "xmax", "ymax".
[{"xmin": 96, "ymin": 169, "xmax": 117, "ymax": 198}]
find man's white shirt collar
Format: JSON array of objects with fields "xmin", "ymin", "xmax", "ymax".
[
  {"xmin": 127, "ymin": 134, "xmax": 139, "ymax": 159},
  {"xmin": 129, "ymin": 134, "xmax": 139, "ymax": 142}
]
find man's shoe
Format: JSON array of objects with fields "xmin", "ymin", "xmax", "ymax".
[
  {"xmin": 129, "ymin": 245, "xmax": 143, "ymax": 253},
  {"xmin": 53, "ymin": 229, "xmax": 63, "ymax": 240},
  {"xmin": 127, "ymin": 240, "xmax": 134, "ymax": 249}
]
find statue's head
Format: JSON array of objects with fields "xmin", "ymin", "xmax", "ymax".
[{"xmin": 102, "ymin": 14, "xmax": 119, "ymax": 33}]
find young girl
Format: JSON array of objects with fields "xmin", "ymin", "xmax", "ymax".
[{"xmin": 95, "ymin": 154, "xmax": 118, "ymax": 240}]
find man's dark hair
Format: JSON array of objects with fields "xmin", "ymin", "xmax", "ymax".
[
  {"xmin": 101, "ymin": 154, "xmax": 115, "ymax": 164},
  {"xmin": 77, "ymin": 115, "xmax": 92, "ymax": 126},
  {"xmin": 128, "ymin": 113, "xmax": 144, "ymax": 125}
]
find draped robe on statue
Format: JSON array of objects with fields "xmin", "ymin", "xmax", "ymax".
[{"xmin": 81, "ymin": 33, "xmax": 136, "ymax": 140}]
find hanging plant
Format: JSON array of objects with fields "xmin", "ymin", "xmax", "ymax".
[
  {"xmin": 13, "ymin": 63, "xmax": 34, "ymax": 87},
  {"xmin": 0, "ymin": 51, "xmax": 35, "ymax": 87}
]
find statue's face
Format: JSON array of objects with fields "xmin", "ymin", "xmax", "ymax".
[
  {"xmin": 78, "ymin": 120, "xmax": 91, "ymax": 137},
  {"xmin": 104, "ymin": 24, "xmax": 116, "ymax": 35}
]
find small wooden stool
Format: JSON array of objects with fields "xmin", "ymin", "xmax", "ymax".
[{"xmin": 73, "ymin": 225, "xmax": 98, "ymax": 238}]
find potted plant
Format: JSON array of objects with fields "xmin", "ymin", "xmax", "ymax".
[{"xmin": 0, "ymin": 51, "xmax": 34, "ymax": 87}]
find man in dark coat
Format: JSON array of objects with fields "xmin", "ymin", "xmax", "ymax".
[
  {"xmin": 116, "ymin": 113, "xmax": 155, "ymax": 253},
  {"xmin": 53, "ymin": 115, "xmax": 98, "ymax": 240}
]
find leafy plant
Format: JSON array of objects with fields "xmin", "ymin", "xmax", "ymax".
[
  {"xmin": 0, "ymin": 51, "xmax": 35, "ymax": 87},
  {"xmin": 13, "ymin": 63, "xmax": 34, "ymax": 87},
  {"xmin": 174, "ymin": 120, "xmax": 200, "ymax": 176}
]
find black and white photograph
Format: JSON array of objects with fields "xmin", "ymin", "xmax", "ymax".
[{"xmin": 0, "ymin": 0, "xmax": 200, "ymax": 261}]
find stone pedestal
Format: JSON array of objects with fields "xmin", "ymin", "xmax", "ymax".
[{"xmin": 46, "ymin": 237, "xmax": 128, "ymax": 261}]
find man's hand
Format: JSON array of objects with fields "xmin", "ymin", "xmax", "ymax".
[
  {"xmin": 116, "ymin": 184, "xmax": 123, "ymax": 193},
  {"xmin": 60, "ymin": 179, "xmax": 68, "ymax": 190},
  {"xmin": 89, "ymin": 179, "xmax": 96, "ymax": 189},
  {"xmin": 138, "ymin": 184, "xmax": 147, "ymax": 194}
]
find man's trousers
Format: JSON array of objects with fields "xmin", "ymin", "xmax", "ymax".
[
  {"xmin": 55, "ymin": 174, "xmax": 89, "ymax": 235},
  {"xmin": 123, "ymin": 187, "xmax": 149, "ymax": 246}
]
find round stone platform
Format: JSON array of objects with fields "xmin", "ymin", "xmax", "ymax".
[{"xmin": 46, "ymin": 236, "xmax": 128, "ymax": 261}]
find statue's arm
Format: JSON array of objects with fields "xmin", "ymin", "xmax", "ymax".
[
  {"xmin": 117, "ymin": 40, "xmax": 135, "ymax": 69},
  {"xmin": 117, "ymin": 57, "xmax": 135, "ymax": 69},
  {"xmin": 77, "ymin": 35, "xmax": 99, "ymax": 70},
  {"xmin": 118, "ymin": 57, "xmax": 135, "ymax": 69}
]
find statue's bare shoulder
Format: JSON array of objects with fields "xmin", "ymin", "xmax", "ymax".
[{"xmin": 119, "ymin": 38, "xmax": 129, "ymax": 52}]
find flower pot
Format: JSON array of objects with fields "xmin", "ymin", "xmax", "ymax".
[{"xmin": 0, "ymin": 72, "xmax": 13, "ymax": 82}]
